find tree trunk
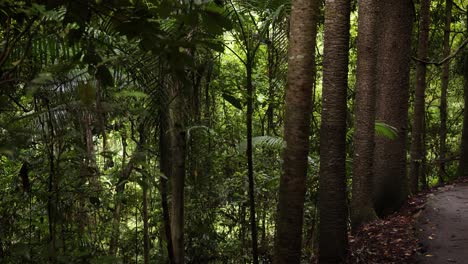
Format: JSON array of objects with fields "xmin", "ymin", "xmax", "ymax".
[
  {"xmin": 457, "ymin": 12, "xmax": 468, "ymax": 177},
  {"xmin": 169, "ymin": 81, "xmax": 187, "ymax": 264},
  {"xmin": 246, "ymin": 62, "xmax": 259, "ymax": 264},
  {"xmin": 109, "ymin": 132, "xmax": 129, "ymax": 256},
  {"xmin": 159, "ymin": 115, "xmax": 174, "ymax": 263},
  {"xmin": 440, "ymin": 0, "xmax": 452, "ymax": 183},
  {"xmin": 109, "ymin": 129, "xmax": 141, "ymax": 256},
  {"xmin": 372, "ymin": 0, "xmax": 413, "ymax": 216},
  {"xmin": 140, "ymin": 126, "xmax": 149, "ymax": 264},
  {"xmin": 351, "ymin": 0, "xmax": 379, "ymax": 230},
  {"xmin": 266, "ymin": 26, "xmax": 277, "ymax": 136},
  {"xmin": 410, "ymin": 0, "xmax": 430, "ymax": 194},
  {"xmin": 142, "ymin": 173, "xmax": 149, "ymax": 264},
  {"xmin": 318, "ymin": 0, "xmax": 351, "ymax": 263},
  {"xmin": 273, "ymin": 0, "xmax": 319, "ymax": 262}
]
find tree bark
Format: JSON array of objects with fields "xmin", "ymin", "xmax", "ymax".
[
  {"xmin": 318, "ymin": 0, "xmax": 351, "ymax": 263},
  {"xmin": 457, "ymin": 10, "xmax": 468, "ymax": 177},
  {"xmin": 440, "ymin": 0, "xmax": 452, "ymax": 183},
  {"xmin": 169, "ymin": 81, "xmax": 187, "ymax": 264},
  {"xmin": 140, "ymin": 126, "xmax": 149, "ymax": 264},
  {"xmin": 410, "ymin": 0, "xmax": 430, "ymax": 194},
  {"xmin": 159, "ymin": 114, "xmax": 175, "ymax": 263},
  {"xmin": 273, "ymin": 0, "xmax": 319, "ymax": 262},
  {"xmin": 372, "ymin": 0, "xmax": 413, "ymax": 216},
  {"xmin": 246, "ymin": 61, "xmax": 259, "ymax": 264},
  {"xmin": 351, "ymin": 0, "xmax": 379, "ymax": 231}
]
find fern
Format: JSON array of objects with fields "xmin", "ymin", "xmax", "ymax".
[
  {"xmin": 238, "ymin": 136, "xmax": 285, "ymax": 152},
  {"xmin": 375, "ymin": 121, "xmax": 398, "ymax": 140},
  {"xmin": 347, "ymin": 121, "xmax": 399, "ymax": 142},
  {"xmin": 238, "ymin": 136, "xmax": 317, "ymax": 166}
]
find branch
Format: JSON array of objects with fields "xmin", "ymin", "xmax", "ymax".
[
  {"xmin": 412, "ymin": 38, "xmax": 468, "ymax": 66},
  {"xmin": 6, "ymin": 94, "xmax": 32, "ymax": 112},
  {"xmin": 222, "ymin": 41, "xmax": 247, "ymax": 66}
]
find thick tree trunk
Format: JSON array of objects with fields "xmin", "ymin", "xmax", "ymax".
[
  {"xmin": 372, "ymin": 0, "xmax": 413, "ymax": 216},
  {"xmin": 318, "ymin": 0, "xmax": 351, "ymax": 263},
  {"xmin": 440, "ymin": 0, "xmax": 452, "ymax": 183},
  {"xmin": 169, "ymin": 81, "xmax": 187, "ymax": 264},
  {"xmin": 351, "ymin": 0, "xmax": 379, "ymax": 230},
  {"xmin": 273, "ymin": 0, "xmax": 319, "ymax": 262},
  {"xmin": 410, "ymin": 0, "xmax": 430, "ymax": 194}
]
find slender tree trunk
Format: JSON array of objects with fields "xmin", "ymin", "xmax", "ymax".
[
  {"xmin": 159, "ymin": 117, "xmax": 174, "ymax": 263},
  {"xmin": 44, "ymin": 100, "xmax": 57, "ymax": 262},
  {"xmin": 440, "ymin": 0, "xmax": 452, "ymax": 183},
  {"xmin": 421, "ymin": 116, "xmax": 429, "ymax": 189},
  {"xmin": 351, "ymin": 0, "xmax": 379, "ymax": 230},
  {"xmin": 372, "ymin": 0, "xmax": 413, "ymax": 216},
  {"xmin": 318, "ymin": 0, "xmax": 351, "ymax": 263},
  {"xmin": 410, "ymin": 0, "xmax": 430, "ymax": 194},
  {"xmin": 266, "ymin": 27, "xmax": 277, "ymax": 136},
  {"xmin": 109, "ymin": 130, "xmax": 140, "ymax": 255},
  {"xmin": 457, "ymin": 10, "xmax": 468, "ymax": 177},
  {"xmin": 246, "ymin": 62, "xmax": 259, "ymax": 264},
  {"xmin": 273, "ymin": 0, "xmax": 319, "ymax": 262},
  {"xmin": 140, "ymin": 128, "xmax": 150, "ymax": 264},
  {"xmin": 109, "ymin": 132, "xmax": 128, "ymax": 256}
]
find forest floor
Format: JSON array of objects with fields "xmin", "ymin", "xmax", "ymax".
[{"xmin": 347, "ymin": 178, "xmax": 468, "ymax": 263}]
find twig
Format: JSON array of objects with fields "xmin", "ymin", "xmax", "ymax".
[{"xmin": 412, "ymin": 38, "xmax": 468, "ymax": 66}]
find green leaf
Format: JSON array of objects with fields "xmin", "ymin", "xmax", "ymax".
[
  {"xmin": 222, "ymin": 93, "xmax": 243, "ymax": 110},
  {"xmin": 114, "ymin": 90, "xmax": 148, "ymax": 99},
  {"xmin": 375, "ymin": 122, "xmax": 398, "ymax": 140},
  {"xmin": 238, "ymin": 136, "xmax": 285, "ymax": 152}
]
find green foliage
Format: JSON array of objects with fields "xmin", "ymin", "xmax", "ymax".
[{"xmin": 375, "ymin": 122, "xmax": 398, "ymax": 140}]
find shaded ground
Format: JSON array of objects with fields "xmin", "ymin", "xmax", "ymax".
[
  {"xmin": 417, "ymin": 183, "xmax": 468, "ymax": 263},
  {"xmin": 347, "ymin": 193, "xmax": 426, "ymax": 263},
  {"xmin": 319, "ymin": 180, "xmax": 468, "ymax": 263}
]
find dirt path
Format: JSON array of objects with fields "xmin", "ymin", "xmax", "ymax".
[{"xmin": 417, "ymin": 184, "xmax": 468, "ymax": 263}]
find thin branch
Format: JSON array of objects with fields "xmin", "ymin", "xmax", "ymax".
[
  {"xmin": 6, "ymin": 94, "xmax": 32, "ymax": 112},
  {"xmin": 412, "ymin": 38, "xmax": 468, "ymax": 66},
  {"xmin": 222, "ymin": 42, "xmax": 247, "ymax": 66}
]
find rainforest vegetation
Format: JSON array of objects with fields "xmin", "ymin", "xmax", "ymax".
[{"xmin": 1, "ymin": 0, "xmax": 468, "ymax": 263}]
